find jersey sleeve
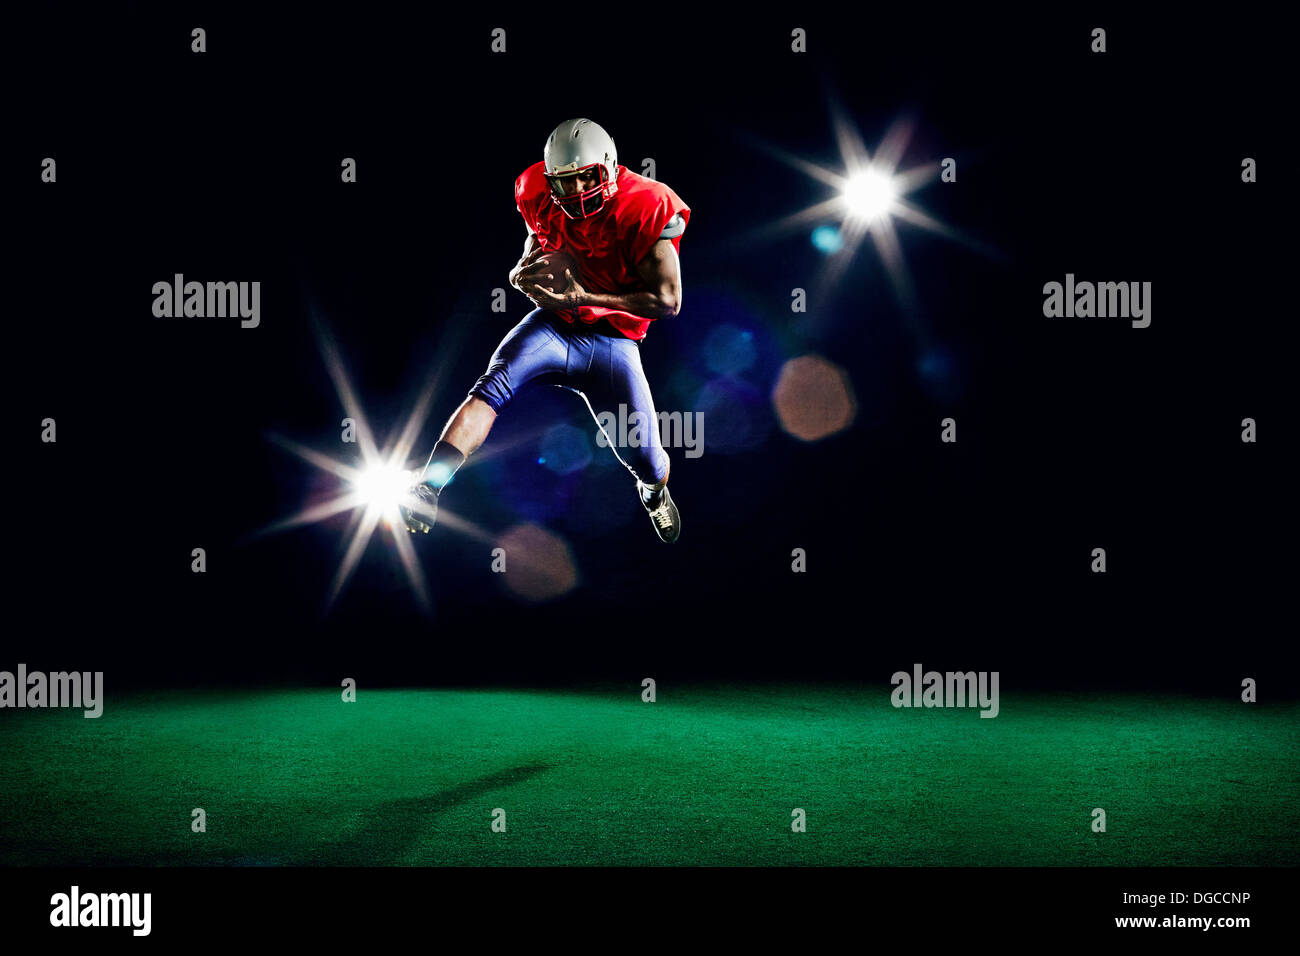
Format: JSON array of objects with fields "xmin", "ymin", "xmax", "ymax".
[
  {"xmin": 514, "ymin": 171, "xmax": 536, "ymax": 233},
  {"xmin": 516, "ymin": 163, "xmax": 554, "ymax": 234},
  {"xmin": 625, "ymin": 185, "xmax": 691, "ymax": 265}
]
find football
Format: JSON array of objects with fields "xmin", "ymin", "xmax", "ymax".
[{"xmin": 530, "ymin": 250, "xmax": 577, "ymax": 295}]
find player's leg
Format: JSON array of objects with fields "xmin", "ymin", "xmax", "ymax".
[
  {"xmin": 580, "ymin": 335, "xmax": 680, "ymax": 543},
  {"xmin": 439, "ymin": 395, "xmax": 497, "ymax": 457},
  {"xmin": 420, "ymin": 395, "xmax": 496, "ymax": 488},
  {"xmin": 403, "ymin": 309, "xmax": 568, "ymax": 533}
]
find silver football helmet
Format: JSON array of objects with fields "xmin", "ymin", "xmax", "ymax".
[{"xmin": 543, "ymin": 118, "xmax": 620, "ymax": 219}]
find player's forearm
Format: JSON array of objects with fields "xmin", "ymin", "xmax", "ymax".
[{"xmin": 576, "ymin": 289, "xmax": 679, "ymax": 320}]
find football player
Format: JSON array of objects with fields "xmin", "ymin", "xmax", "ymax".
[{"xmin": 401, "ymin": 118, "xmax": 690, "ymax": 543}]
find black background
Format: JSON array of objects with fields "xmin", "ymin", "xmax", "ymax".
[{"xmin": 9, "ymin": 5, "xmax": 1289, "ymax": 692}]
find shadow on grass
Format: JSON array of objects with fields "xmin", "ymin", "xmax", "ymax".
[{"xmin": 318, "ymin": 761, "xmax": 552, "ymax": 865}]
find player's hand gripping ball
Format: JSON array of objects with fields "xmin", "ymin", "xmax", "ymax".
[
  {"xmin": 516, "ymin": 249, "xmax": 579, "ymax": 304},
  {"xmin": 535, "ymin": 250, "xmax": 577, "ymax": 294}
]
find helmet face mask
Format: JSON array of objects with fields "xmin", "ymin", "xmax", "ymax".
[
  {"xmin": 543, "ymin": 118, "xmax": 619, "ymax": 219},
  {"xmin": 545, "ymin": 163, "xmax": 615, "ymax": 218}
]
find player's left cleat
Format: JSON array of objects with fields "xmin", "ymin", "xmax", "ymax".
[
  {"xmin": 638, "ymin": 481, "xmax": 681, "ymax": 543},
  {"xmin": 400, "ymin": 483, "xmax": 440, "ymax": 534}
]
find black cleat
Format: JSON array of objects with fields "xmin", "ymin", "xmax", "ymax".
[
  {"xmin": 400, "ymin": 483, "xmax": 439, "ymax": 534},
  {"xmin": 638, "ymin": 481, "xmax": 681, "ymax": 543}
]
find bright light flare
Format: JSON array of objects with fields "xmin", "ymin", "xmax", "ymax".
[
  {"xmin": 737, "ymin": 110, "xmax": 979, "ymax": 313},
  {"xmin": 353, "ymin": 461, "xmax": 415, "ymax": 514},
  {"xmin": 258, "ymin": 313, "xmax": 519, "ymax": 616},
  {"xmin": 842, "ymin": 167, "xmax": 898, "ymax": 223}
]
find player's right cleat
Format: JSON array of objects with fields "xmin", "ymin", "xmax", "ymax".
[
  {"xmin": 400, "ymin": 483, "xmax": 439, "ymax": 534},
  {"xmin": 638, "ymin": 481, "xmax": 681, "ymax": 544}
]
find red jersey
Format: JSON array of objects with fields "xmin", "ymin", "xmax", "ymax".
[{"xmin": 514, "ymin": 162, "xmax": 690, "ymax": 341}]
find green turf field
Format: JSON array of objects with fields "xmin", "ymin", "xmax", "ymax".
[{"xmin": 1, "ymin": 685, "xmax": 1295, "ymax": 866}]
